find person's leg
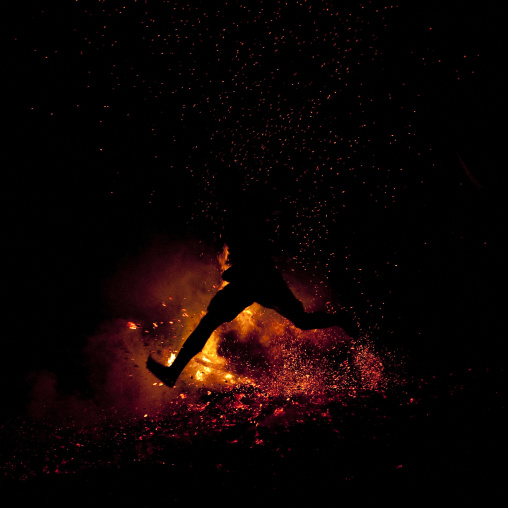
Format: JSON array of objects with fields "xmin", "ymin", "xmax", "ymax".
[
  {"xmin": 147, "ymin": 284, "xmax": 254, "ymax": 387},
  {"xmin": 147, "ymin": 313, "xmax": 224, "ymax": 387},
  {"xmin": 286, "ymin": 307, "xmax": 359, "ymax": 337},
  {"xmin": 262, "ymin": 282, "xmax": 359, "ymax": 336}
]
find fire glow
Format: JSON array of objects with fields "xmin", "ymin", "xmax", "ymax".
[
  {"xmin": 83, "ymin": 238, "xmax": 402, "ymax": 426},
  {"xmin": 5, "ymin": 240, "xmax": 406, "ymax": 485},
  {"xmin": 143, "ymin": 247, "xmax": 394, "ymax": 401}
]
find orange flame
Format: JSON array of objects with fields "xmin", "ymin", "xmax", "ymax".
[{"xmin": 218, "ymin": 244, "xmax": 231, "ymax": 273}]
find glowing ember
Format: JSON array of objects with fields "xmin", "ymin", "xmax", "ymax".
[{"xmin": 147, "ymin": 287, "xmax": 392, "ymax": 400}]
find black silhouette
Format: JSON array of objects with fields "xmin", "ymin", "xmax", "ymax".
[{"xmin": 147, "ymin": 197, "xmax": 359, "ymax": 387}]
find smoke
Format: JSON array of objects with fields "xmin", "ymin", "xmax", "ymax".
[
  {"xmin": 26, "ymin": 370, "xmax": 90, "ymax": 422},
  {"xmin": 24, "ymin": 235, "xmax": 399, "ymax": 424},
  {"xmin": 25, "ymin": 236, "xmax": 223, "ymax": 421},
  {"xmin": 102, "ymin": 235, "xmax": 221, "ymax": 326}
]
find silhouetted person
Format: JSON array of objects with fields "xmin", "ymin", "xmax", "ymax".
[{"xmin": 147, "ymin": 197, "xmax": 359, "ymax": 387}]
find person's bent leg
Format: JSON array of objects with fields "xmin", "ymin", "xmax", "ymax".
[
  {"xmin": 293, "ymin": 309, "xmax": 359, "ymax": 337},
  {"xmin": 273, "ymin": 294, "xmax": 359, "ymax": 337}
]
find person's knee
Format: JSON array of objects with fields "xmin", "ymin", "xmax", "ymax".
[
  {"xmin": 289, "ymin": 312, "xmax": 315, "ymax": 330},
  {"xmin": 290, "ymin": 311, "xmax": 337, "ymax": 330},
  {"xmin": 206, "ymin": 286, "xmax": 252, "ymax": 323}
]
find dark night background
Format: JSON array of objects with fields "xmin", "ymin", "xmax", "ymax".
[{"xmin": 4, "ymin": 1, "xmax": 506, "ymax": 504}]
